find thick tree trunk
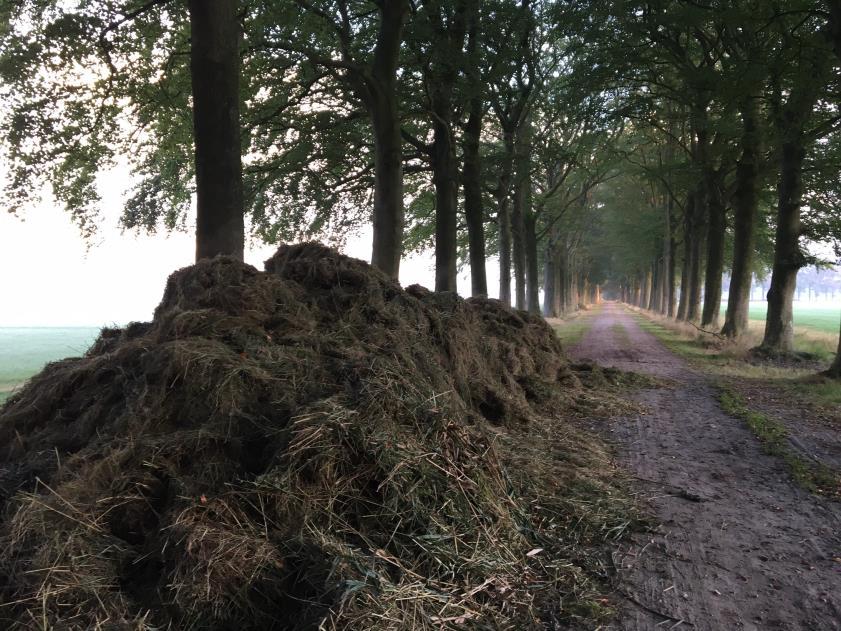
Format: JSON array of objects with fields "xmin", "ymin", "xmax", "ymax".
[
  {"xmin": 562, "ymin": 247, "xmax": 574, "ymax": 312},
  {"xmin": 429, "ymin": 4, "xmax": 467, "ymax": 292},
  {"xmin": 369, "ymin": 1, "xmax": 409, "ymax": 278},
  {"xmin": 667, "ymin": 235, "xmax": 677, "ymax": 316},
  {"xmin": 701, "ymin": 173, "xmax": 726, "ymax": 329},
  {"xmin": 524, "ymin": 212, "xmax": 540, "ymax": 313},
  {"xmin": 189, "ymin": 0, "xmax": 244, "ymax": 261},
  {"xmin": 760, "ymin": 39, "xmax": 828, "ymax": 352},
  {"xmin": 657, "ymin": 257, "xmax": 667, "ymax": 314},
  {"xmin": 543, "ymin": 241, "xmax": 556, "ymax": 317},
  {"xmin": 722, "ymin": 98, "xmax": 760, "ymax": 338},
  {"xmin": 677, "ymin": 258, "xmax": 689, "ymax": 320},
  {"xmin": 640, "ymin": 266, "xmax": 655, "ymax": 309},
  {"xmin": 687, "ymin": 186, "xmax": 706, "ymax": 323},
  {"xmin": 634, "ymin": 271, "xmax": 641, "ymax": 308},
  {"xmin": 511, "ymin": 123, "xmax": 530, "ymax": 310},
  {"xmin": 676, "ymin": 193, "xmax": 694, "ymax": 320},
  {"xmin": 761, "ymin": 134, "xmax": 806, "ymax": 352},
  {"xmin": 687, "ymin": 236, "xmax": 704, "ymax": 322},
  {"xmin": 462, "ymin": 1, "xmax": 487, "ymax": 297},
  {"xmin": 648, "ymin": 260, "xmax": 659, "ymax": 311},
  {"xmin": 432, "ymin": 113, "xmax": 459, "ymax": 292},
  {"xmin": 662, "ymin": 191, "xmax": 673, "ymax": 316},
  {"xmin": 370, "ymin": 103, "xmax": 404, "ymax": 278},
  {"xmin": 554, "ymin": 249, "xmax": 566, "ymax": 316},
  {"xmin": 497, "ymin": 129, "xmax": 515, "ymax": 306}
]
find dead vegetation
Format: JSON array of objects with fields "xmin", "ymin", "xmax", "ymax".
[{"xmin": 0, "ymin": 244, "xmax": 639, "ymax": 630}]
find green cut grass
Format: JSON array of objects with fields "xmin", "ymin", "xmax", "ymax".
[{"xmin": 720, "ymin": 303, "xmax": 840, "ymax": 335}]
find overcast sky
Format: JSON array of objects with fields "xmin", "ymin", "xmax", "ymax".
[{"xmin": 0, "ymin": 166, "xmax": 488, "ymax": 327}]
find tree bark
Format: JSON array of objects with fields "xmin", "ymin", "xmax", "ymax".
[
  {"xmin": 761, "ymin": 132, "xmax": 806, "ymax": 352},
  {"xmin": 661, "ymin": 199, "xmax": 671, "ymax": 315},
  {"xmin": 554, "ymin": 248, "xmax": 566, "ymax": 316},
  {"xmin": 511, "ymin": 121, "xmax": 530, "ymax": 310},
  {"xmin": 462, "ymin": 3, "xmax": 487, "ymax": 297},
  {"xmin": 676, "ymin": 193, "xmax": 694, "ymax": 320},
  {"xmin": 524, "ymin": 212, "xmax": 540, "ymax": 313},
  {"xmin": 642, "ymin": 268, "xmax": 652, "ymax": 309},
  {"xmin": 497, "ymin": 129, "xmax": 515, "ymax": 306},
  {"xmin": 189, "ymin": 0, "xmax": 244, "ymax": 261},
  {"xmin": 432, "ymin": 111, "xmax": 459, "ymax": 291},
  {"xmin": 369, "ymin": 1, "xmax": 409, "ymax": 278},
  {"xmin": 543, "ymin": 240, "xmax": 556, "ymax": 316},
  {"xmin": 701, "ymin": 171, "xmax": 726, "ymax": 328},
  {"xmin": 760, "ymin": 40, "xmax": 829, "ymax": 352},
  {"xmin": 687, "ymin": 185, "xmax": 706, "ymax": 323},
  {"xmin": 428, "ymin": 3, "xmax": 467, "ymax": 292},
  {"xmin": 722, "ymin": 98, "xmax": 760, "ymax": 338}
]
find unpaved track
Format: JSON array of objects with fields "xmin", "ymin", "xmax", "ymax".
[{"xmin": 568, "ymin": 303, "xmax": 841, "ymax": 631}]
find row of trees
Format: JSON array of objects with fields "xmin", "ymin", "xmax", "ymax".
[
  {"xmin": 0, "ymin": 0, "xmax": 839, "ymax": 373},
  {"xmin": 585, "ymin": 1, "xmax": 841, "ymax": 376}
]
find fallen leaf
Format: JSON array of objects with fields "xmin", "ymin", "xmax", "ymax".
[{"xmin": 526, "ymin": 548, "xmax": 544, "ymax": 557}]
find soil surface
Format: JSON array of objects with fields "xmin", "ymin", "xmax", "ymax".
[{"xmin": 568, "ymin": 303, "xmax": 841, "ymax": 631}]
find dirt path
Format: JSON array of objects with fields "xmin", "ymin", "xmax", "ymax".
[{"xmin": 568, "ymin": 303, "xmax": 841, "ymax": 631}]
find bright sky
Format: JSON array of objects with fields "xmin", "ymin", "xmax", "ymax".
[{"xmin": 0, "ymin": 165, "xmax": 493, "ymax": 327}]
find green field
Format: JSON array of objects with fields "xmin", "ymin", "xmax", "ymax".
[
  {"xmin": 720, "ymin": 303, "xmax": 840, "ymax": 335},
  {"xmin": 0, "ymin": 327, "xmax": 100, "ymax": 403}
]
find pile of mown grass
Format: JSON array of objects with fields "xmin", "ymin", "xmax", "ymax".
[{"xmin": 0, "ymin": 243, "xmax": 636, "ymax": 630}]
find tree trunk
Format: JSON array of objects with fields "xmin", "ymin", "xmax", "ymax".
[
  {"xmin": 677, "ymin": 258, "xmax": 689, "ymax": 320},
  {"xmin": 543, "ymin": 240, "xmax": 556, "ymax": 316},
  {"xmin": 497, "ymin": 129, "xmax": 515, "ymax": 306},
  {"xmin": 558, "ymin": 254, "xmax": 567, "ymax": 310},
  {"xmin": 462, "ymin": 10, "xmax": 487, "ymax": 296},
  {"xmin": 524, "ymin": 212, "xmax": 540, "ymax": 313},
  {"xmin": 642, "ymin": 269, "xmax": 651, "ymax": 309},
  {"xmin": 432, "ymin": 112, "xmax": 459, "ymax": 291},
  {"xmin": 676, "ymin": 193, "xmax": 694, "ymax": 320},
  {"xmin": 652, "ymin": 259, "xmax": 661, "ymax": 313},
  {"xmin": 701, "ymin": 172, "xmax": 726, "ymax": 329},
  {"xmin": 661, "ymin": 186, "xmax": 674, "ymax": 316},
  {"xmin": 429, "ymin": 4, "xmax": 467, "ymax": 292},
  {"xmin": 687, "ymin": 186, "xmax": 706, "ymax": 323},
  {"xmin": 760, "ymin": 38, "xmax": 829, "ymax": 352},
  {"xmin": 657, "ymin": 257, "xmax": 667, "ymax": 314},
  {"xmin": 511, "ymin": 122, "xmax": 530, "ymax": 310},
  {"xmin": 722, "ymin": 98, "xmax": 760, "ymax": 338},
  {"xmin": 369, "ymin": 1, "xmax": 409, "ymax": 278},
  {"xmin": 761, "ymin": 133, "xmax": 806, "ymax": 352},
  {"xmin": 370, "ymin": 103, "xmax": 405, "ymax": 278},
  {"xmin": 667, "ymin": 233, "xmax": 677, "ymax": 317},
  {"xmin": 561, "ymin": 247, "xmax": 574, "ymax": 311},
  {"xmin": 189, "ymin": 0, "xmax": 244, "ymax": 261}
]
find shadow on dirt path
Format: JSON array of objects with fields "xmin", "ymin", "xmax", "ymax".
[{"xmin": 568, "ymin": 302, "xmax": 841, "ymax": 630}]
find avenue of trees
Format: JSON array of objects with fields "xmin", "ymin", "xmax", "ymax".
[{"xmin": 0, "ymin": 0, "xmax": 840, "ymax": 373}]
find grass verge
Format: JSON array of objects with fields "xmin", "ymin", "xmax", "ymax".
[
  {"xmin": 550, "ymin": 304, "xmax": 602, "ymax": 347},
  {"xmin": 718, "ymin": 386, "xmax": 840, "ymax": 499}
]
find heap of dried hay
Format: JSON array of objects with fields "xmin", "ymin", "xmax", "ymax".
[{"xmin": 0, "ymin": 243, "xmax": 636, "ymax": 630}]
